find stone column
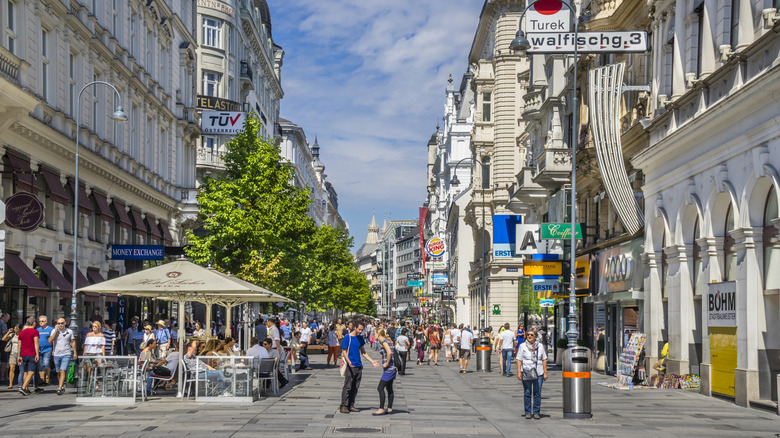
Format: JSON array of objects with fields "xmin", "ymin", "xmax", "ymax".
[
  {"xmin": 665, "ymin": 244, "xmax": 692, "ymax": 375},
  {"xmin": 733, "ymin": 227, "xmax": 763, "ymax": 407},
  {"xmin": 696, "ymin": 236, "xmax": 720, "ymax": 396},
  {"xmin": 642, "ymin": 251, "xmax": 664, "ymax": 373}
]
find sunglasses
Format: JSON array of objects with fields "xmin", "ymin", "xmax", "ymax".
[{"xmin": 57, "ymin": 322, "xmax": 65, "ymax": 325}]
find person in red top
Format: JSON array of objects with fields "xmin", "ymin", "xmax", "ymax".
[{"xmin": 17, "ymin": 316, "xmax": 41, "ymax": 396}]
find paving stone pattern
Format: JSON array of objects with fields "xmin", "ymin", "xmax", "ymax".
[{"xmin": 0, "ymin": 352, "xmax": 778, "ymax": 437}]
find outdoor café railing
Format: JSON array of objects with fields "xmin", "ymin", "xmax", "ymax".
[
  {"xmin": 194, "ymin": 355, "xmax": 259, "ymax": 402},
  {"xmin": 76, "ymin": 356, "xmax": 138, "ymax": 403}
]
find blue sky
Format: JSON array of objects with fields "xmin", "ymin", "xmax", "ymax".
[{"xmin": 268, "ymin": 0, "xmax": 483, "ymax": 246}]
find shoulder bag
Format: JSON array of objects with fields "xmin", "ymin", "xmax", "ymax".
[
  {"xmin": 340, "ymin": 335, "xmax": 352, "ymax": 377},
  {"xmin": 521, "ymin": 343, "xmax": 539, "ymax": 381}
]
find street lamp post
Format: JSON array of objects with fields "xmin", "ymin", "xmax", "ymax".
[
  {"xmin": 510, "ymin": 0, "xmax": 580, "ymax": 349},
  {"xmin": 70, "ymin": 81, "xmax": 127, "ymax": 332},
  {"xmin": 449, "ymin": 155, "xmax": 486, "ymax": 335}
]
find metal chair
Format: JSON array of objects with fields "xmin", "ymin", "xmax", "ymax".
[{"xmin": 256, "ymin": 357, "xmax": 278, "ymax": 396}]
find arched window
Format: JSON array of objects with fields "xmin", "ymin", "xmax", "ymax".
[
  {"xmin": 693, "ymin": 217, "xmax": 703, "ymax": 295},
  {"xmin": 764, "ymin": 188, "xmax": 779, "ymax": 290},
  {"xmin": 723, "ymin": 204, "xmax": 736, "ymax": 282}
]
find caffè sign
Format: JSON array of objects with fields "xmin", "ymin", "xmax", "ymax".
[{"xmin": 5, "ymin": 192, "xmax": 44, "ymax": 232}]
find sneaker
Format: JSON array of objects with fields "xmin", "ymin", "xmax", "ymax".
[
  {"xmin": 349, "ymin": 406, "xmax": 360, "ymax": 412},
  {"xmin": 33, "ymin": 388, "xmax": 44, "ymax": 394},
  {"xmin": 525, "ymin": 414, "xmax": 531, "ymax": 420},
  {"xmin": 19, "ymin": 388, "xmax": 30, "ymax": 396},
  {"xmin": 56, "ymin": 388, "xmax": 63, "ymax": 396},
  {"xmin": 533, "ymin": 414, "xmax": 540, "ymax": 420},
  {"xmin": 339, "ymin": 406, "xmax": 350, "ymax": 414}
]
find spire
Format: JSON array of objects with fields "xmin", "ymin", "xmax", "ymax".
[
  {"xmin": 366, "ymin": 210, "xmax": 380, "ymax": 244},
  {"xmin": 311, "ymin": 135, "xmax": 324, "ymax": 171},
  {"xmin": 382, "ymin": 215, "xmax": 388, "ymax": 234}
]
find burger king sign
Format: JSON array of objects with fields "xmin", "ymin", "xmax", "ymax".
[{"xmin": 425, "ymin": 237, "xmax": 446, "ymax": 258}]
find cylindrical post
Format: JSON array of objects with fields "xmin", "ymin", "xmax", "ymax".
[{"xmin": 567, "ymin": 9, "xmax": 580, "ymax": 350}]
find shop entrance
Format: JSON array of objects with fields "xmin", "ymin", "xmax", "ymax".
[
  {"xmin": 710, "ymin": 326, "xmax": 737, "ymax": 397},
  {"xmin": 606, "ymin": 304, "xmax": 619, "ymax": 375}
]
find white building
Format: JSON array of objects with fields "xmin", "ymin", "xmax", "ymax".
[
  {"xmin": 195, "ymin": 0, "xmax": 283, "ymax": 184},
  {"xmin": 0, "ymin": 0, "xmax": 199, "ymax": 326}
]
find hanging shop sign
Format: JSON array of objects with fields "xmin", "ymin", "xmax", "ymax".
[
  {"xmin": 428, "ymin": 261, "xmax": 446, "ymax": 269},
  {"xmin": 196, "ymin": 95, "xmax": 241, "ymax": 112},
  {"xmin": 526, "ymin": 0, "xmax": 571, "ymax": 32},
  {"xmin": 707, "ymin": 281, "xmax": 736, "ymax": 327},
  {"xmin": 540, "ymin": 299, "xmax": 556, "ymax": 307},
  {"xmin": 4, "ymin": 192, "xmax": 44, "ymax": 232},
  {"xmin": 575, "ymin": 255, "xmax": 590, "ymax": 289},
  {"xmin": 406, "ymin": 280, "xmax": 424, "ymax": 287},
  {"xmin": 431, "ymin": 272, "xmax": 448, "ymax": 285},
  {"xmin": 516, "ymin": 224, "xmax": 544, "ymax": 255},
  {"xmin": 523, "ymin": 260, "xmax": 562, "ymax": 276},
  {"xmin": 111, "ymin": 245, "xmax": 165, "ymax": 260},
  {"xmin": 540, "ymin": 223, "xmax": 583, "ymax": 239},
  {"xmin": 603, "ymin": 254, "xmax": 633, "ymax": 283},
  {"xmin": 493, "ymin": 215, "xmax": 523, "ymax": 258},
  {"xmin": 525, "ymin": 31, "xmax": 649, "ymax": 53},
  {"xmin": 533, "ymin": 278, "xmax": 561, "ymax": 293},
  {"xmin": 201, "ymin": 111, "xmax": 247, "ymax": 134},
  {"xmin": 425, "ymin": 237, "xmax": 446, "ymax": 258}
]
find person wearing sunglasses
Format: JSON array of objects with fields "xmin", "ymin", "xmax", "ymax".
[{"xmin": 49, "ymin": 319, "xmax": 77, "ymax": 395}]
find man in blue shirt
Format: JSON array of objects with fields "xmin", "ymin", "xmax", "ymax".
[
  {"xmin": 339, "ymin": 322, "xmax": 379, "ymax": 414},
  {"xmin": 37, "ymin": 315, "xmax": 55, "ymax": 385},
  {"xmin": 281, "ymin": 319, "xmax": 292, "ymax": 340},
  {"xmin": 154, "ymin": 320, "xmax": 171, "ymax": 358}
]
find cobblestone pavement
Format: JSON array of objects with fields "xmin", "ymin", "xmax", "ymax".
[{"xmin": 0, "ymin": 351, "xmax": 778, "ymax": 437}]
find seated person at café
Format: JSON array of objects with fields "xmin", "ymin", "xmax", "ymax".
[
  {"xmin": 145, "ymin": 342, "xmax": 179, "ymax": 395},
  {"xmin": 246, "ymin": 337, "xmax": 269, "ymax": 360},
  {"xmin": 182, "ymin": 340, "xmax": 227, "ymax": 395},
  {"xmin": 291, "ymin": 331, "xmax": 312, "ymax": 371}
]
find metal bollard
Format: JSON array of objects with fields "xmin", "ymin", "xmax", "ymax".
[
  {"xmin": 562, "ymin": 346, "xmax": 592, "ymax": 419},
  {"xmin": 476, "ymin": 336, "xmax": 491, "ymax": 372}
]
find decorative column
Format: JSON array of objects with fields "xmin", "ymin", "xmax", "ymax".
[
  {"xmin": 732, "ymin": 227, "xmax": 763, "ymax": 407},
  {"xmin": 642, "ymin": 251, "xmax": 664, "ymax": 372},
  {"xmin": 664, "ymin": 244, "xmax": 693, "ymax": 375}
]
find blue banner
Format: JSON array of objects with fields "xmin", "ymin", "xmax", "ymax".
[{"xmin": 111, "ymin": 245, "xmax": 164, "ymax": 260}]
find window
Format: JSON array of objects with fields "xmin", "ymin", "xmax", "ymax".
[
  {"xmin": 203, "ymin": 71, "xmax": 221, "ymax": 97},
  {"xmin": 203, "ymin": 18, "xmax": 222, "ymax": 48},
  {"xmin": 130, "ymin": 13, "xmax": 137, "ymax": 56},
  {"xmin": 482, "ymin": 92, "xmax": 492, "ymax": 122},
  {"xmin": 41, "ymin": 29, "xmax": 49, "ymax": 101},
  {"xmin": 204, "ymin": 137, "xmax": 216, "ymax": 150},
  {"xmin": 730, "ymin": 0, "xmax": 739, "ymax": 49},
  {"xmin": 92, "ymin": 73, "xmax": 101, "ymax": 136},
  {"xmin": 69, "ymin": 53, "xmax": 77, "ymax": 116},
  {"xmin": 764, "ymin": 189, "xmax": 779, "ymax": 290},
  {"xmin": 723, "ymin": 204, "xmax": 736, "ymax": 281},
  {"xmin": 131, "ymin": 104, "xmax": 139, "ymax": 159},
  {"xmin": 112, "ymin": 0, "xmax": 118, "ymax": 37},
  {"xmin": 159, "ymin": 129, "xmax": 167, "ymax": 177},
  {"xmin": 695, "ymin": 2, "xmax": 704, "ymax": 77},
  {"xmin": 146, "ymin": 30, "xmax": 153, "ymax": 70},
  {"xmin": 6, "ymin": 1, "xmax": 16, "ymax": 55},
  {"xmin": 481, "ymin": 156, "xmax": 491, "ymax": 189}
]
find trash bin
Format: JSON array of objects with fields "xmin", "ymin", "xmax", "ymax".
[
  {"xmin": 562, "ymin": 346, "xmax": 592, "ymax": 419},
  {"xmin": 476, "ymin": 336, "xmax": 491, "ymax": 372}
]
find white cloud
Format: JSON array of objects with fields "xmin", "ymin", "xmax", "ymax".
[{"xmin": 269, "ymin": 0, "xmax": 483, "ymax": 244}]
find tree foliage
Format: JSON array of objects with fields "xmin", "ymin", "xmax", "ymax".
[{"xmin": 185, "ymin": 114, "xmax": 374, "ymax": 316}]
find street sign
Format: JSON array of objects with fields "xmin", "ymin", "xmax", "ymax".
[
  {"xmin": 523, "ymin": 261, "xmax": 563, "ymax": 276},
  {"xmin": 540, "ymin": 299, "xmax": 556, "ymax": 307},
  {"xmin": 532, "ymin": 279, "xmax": 561, "ymax": 292},
  {"xmin": 541, "ymin": 223, "xmax": 583, "ymax": 239},
  {"xmin": 425, "ymin": 237, "xmax": 446, "ymax": 258},
  {"xmin": 431, "ymin": 272, "xmax": 448, "ymax": 285},
  {"xmin": 525, "ymin": 31, "xmax": 649, "ymax": 54},
  {"xmin": 526, "ymin": 0, "xmax": 570, "ymax": 33},
  {"xmin": 406, "ymin": 280, "xmax": 424, "ymax": 287},
  {"xmin": 406, "ymin": 273, "xmax": 423, "ymax": 280}
]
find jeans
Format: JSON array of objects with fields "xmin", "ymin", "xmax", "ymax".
[
  {"xmin": 199, "ymin": 370, "xmax": 227, "ymax": 394},
  {"xmin": 37, "ymin": 351, "xmax": 52, "ymax": 372},
  {"xmin": 377, "ymin": 379, "xmax": 394, "ymax": 409},
  {"xmin": 501, "ymin": 349, "xmax": 513, "ymax": 375},
  {"xmin": 53, "ymin": 355, "xmax": 72, "ymax": 372},
  {"xmin": 341, "ymin": 366, "xmax": 363, "ymax": 407},
  {"xmin": 522, "ymin": 375, "xmax": 544, "ymax": 414},
  {"xmin": 298, "ymin": 352, "xmax": 310, "ymax": 370}
]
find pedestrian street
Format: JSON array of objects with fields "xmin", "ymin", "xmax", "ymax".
[{"xmin": 0, "ymin": 351, "xmax": 777, "ymax": 437}]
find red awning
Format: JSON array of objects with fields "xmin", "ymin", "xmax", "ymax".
[
  {"xmin": 62, "ymin": 262, "xmax": 90, "ymax": 289},
  {"xmin": 92, "ymin": 192, "xmax": 113, "ymax": 221},
  {"xmin": 112, "ymin": 200, "xmax": 132, "ymax": 229},
  {"xmin": 5, "ymin": 253, "xmax": 48, "ymax": 297},
  {"xmin": 131, "ymin": 209, "xmax": 147, "ymax": 235},
  {"xmin": 6, "ymin": 153, "xmax": 37, "ymax": 194},
  {"xmin": 160, "ymin": 221, "xmax": 174, "ymax": 245},
  {"xmin": 146, "ymin": 216, "xmax": 162, "ymax": 238},
  {"xmin": 34, "ymin": 258, "xmax": 73, "ymax": 292},
  {"xmin": 67, "ymin": 181, "xmax": 92, "ymax": 215},
  {"xmin": 39, "ymin": 170, "xmax": 68, "ymax": 205},
  {"xmin": 87, "ymin": 270, "xmax": 116, "ymax": 302}
]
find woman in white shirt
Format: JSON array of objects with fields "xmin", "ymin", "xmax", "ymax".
[
  {"xmin": 327, "ymin": 324, "xmax": 339, "ymax": 367},
  {"xmin": 83, "ymin": 321, "xmax": 106, "ymax": 355},
  {"xmin": 516, "ymin": 328, "xmax": 548, "ymax": 420},
  {"xmin": 394, "ymin": 329, "xmax": 409, "ymax": 375}
]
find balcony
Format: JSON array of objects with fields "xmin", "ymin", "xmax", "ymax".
[
  {"xmin": 240, "ymin": 61, "xmax": 253, "ymax": 89},
  {"xmin": 197, "ymin": 147, "xmax": 226, "ymax": 170},
  {"xmin": 522, "ymin": 88, "xmax": 544, "ymax": 120},
  {"xmin": 471, "ymin": 122, "xmax": 494, "ymax": 145},
  {"xmin": 533, "ymin": 148, "xmax": 572, "ymax": 189},
  {"xmin": 0, "ymin": 45, "xmax": 22, "ymax": 85},
  {"xmin": 510, "ymin": 167, "xmax": 548, "ymax": 207}
]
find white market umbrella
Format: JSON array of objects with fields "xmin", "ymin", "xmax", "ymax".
[{"xmin": 78, "ymin": 260, "xmax": 293, "ymax": 399}]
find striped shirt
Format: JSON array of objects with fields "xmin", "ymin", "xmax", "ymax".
[{"xmin": 102, "ymin": 328, "xmax": 115, "ymax": 355}]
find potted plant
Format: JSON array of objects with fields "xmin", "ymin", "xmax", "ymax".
[
  {"xmin": 556, "ymin": 338, "xmax": 569, "ymax": 366},
  {"xmin": 595, "ymin": 338, "xmax": 606, "ymax": 372}
]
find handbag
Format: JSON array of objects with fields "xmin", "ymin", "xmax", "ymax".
[
  {"xmin": 521, "ymin": 343, "xmax": 540, "ymax": 381},
  {"xmin": 66, "ymin": 361, "xmax": 76, "ymax": 384},
  {"xmin": 340, "ymin": 335, "xmax": 352, "ymax": 377},
  {"xmin": 3, "ymin": 337, "xmax": 12, "ymax": 352}
]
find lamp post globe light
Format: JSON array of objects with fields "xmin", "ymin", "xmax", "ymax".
[
  {"xmin": 448, "ymin": 155, "xmax": 487, "ymax": 335},
  {"xmin": 70, "ymin": 81, "xmax": 127, "ymax": 332},
  {"xmin": 510, "ymin": 0, "xmax": 581, "ymax": 350}
]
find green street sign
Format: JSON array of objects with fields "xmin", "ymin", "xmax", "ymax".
[
  {"xmin": 541, "ymin": 223, "xmax": 583, "ymax": 239},
  {"xmin": 407, "ymin": 281, "xmax": 424, "ymax": 287}
]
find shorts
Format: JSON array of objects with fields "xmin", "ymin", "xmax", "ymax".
[
  {"xmin": 21, "ymin": 356, "xmax": 37, "ymax": 371},
  {"xmin": 430, "ymin": 345, "xmax": 439, "ymax": 350},
  {"xmin": 37, "ymin": 351, "xmax": 52, "ymax": 371},
  {"xmin": 460, "ymin": 348, "xmax": 471, "ymax": 360},
  {"xmin": 53, "ymin": 355, "xmax": 72, "ymax": 372}
]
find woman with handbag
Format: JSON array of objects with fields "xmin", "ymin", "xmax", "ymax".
[
  {"xmin": 516, "ymin": 329, "xmax": 548, "ymax": 419},
  {"xmin": 2, "ymin": 324, "xmax": 20, "ymax": 389},
  {"xmin": 372, "ymin": 328, "xmax": 396, "ymax": 416},
  {"xmin": 428, "ymin": 326, "xmax": 441, "ymax": 365}
]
